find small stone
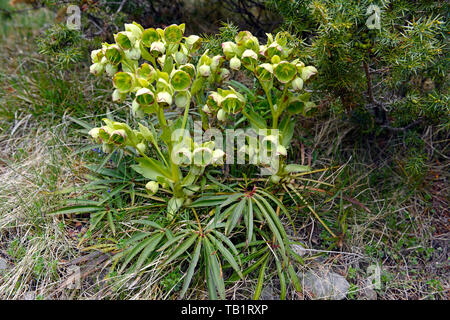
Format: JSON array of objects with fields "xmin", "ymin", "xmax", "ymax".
[
  {"xmin": 301, "ymin": 270, "xmax": 350, "ymax": 300},
  {"xmin": 0, "ymin": 258, "xmax": 8, "ymax": 271}
]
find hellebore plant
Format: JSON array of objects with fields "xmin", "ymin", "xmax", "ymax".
[{"xmin": 88, "ymin": 22, "xmax": 318, "ymax": 218}]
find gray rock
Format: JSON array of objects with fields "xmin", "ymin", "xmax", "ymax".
[
  {"xmin": 0, "ymin": 258, "xmax": 8, "ymax": 271},
  {"xmin": 301, "ymin": 270, "xmax": 350, "ymax": 300}
]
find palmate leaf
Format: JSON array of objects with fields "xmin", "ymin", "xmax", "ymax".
[
  {"xmin": 207, "ymin": 234, "xmax": 243, "ymax": 279},
  {"xmin": 133, "ymin": 233, "xmax": 164, "ymax": 272},
  {"xmin": 225, "ymin": 198, "xmax": 246, "ymax": 235},
  {"xmin": 180, "ymin": 238, "xmax": 202, "ymax": 299},
  {"xmin": 253, "ymin": 253, "xmax": 269, "ymax": 300},
  {"xmin": 189, "ymin": 194, "xmax": 231, "ymax": 207},
  {"xmin": 164, "ymin": 233, "xmax": 198, "ymax": 266},
  {"xmin": 204, "ymin": 238, "xmax": 226, "ymax": 300},
  {"xmin": 252, "ymin": 195, "xmax": 287, "ymax": 259}
]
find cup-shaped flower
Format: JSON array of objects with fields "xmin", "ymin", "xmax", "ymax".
[
  {"xmin": 180, "ymin": 64, "xmax": 196, "ymax": 79},
  {"xmin": 142, "ymin": 28, "xmax": 160, "ymax": 47},
  {"xmin": 110, "ymin": 129, "xmax": 127, "ymax": 146},
  {"xmin": 171, "ymin": 146, "xmax": 192, "ymax": 166},
  {"xmin": 301, "ymin": 66, "xmax": 318, "ymax": 81},
  {"xmin": 136, "ymin": 88, "xmax": 155, "ymax": 106},
  {"xmin": 206, "ymin": 91, "xmax": 223, "ymax": 111},
  {"xmin": 170, "ymin": 70, "xmax": 191, "ymax": 91},
  {"xmin": 145, "ymin": 181, "xmax": 159, "ymax": 194},
  {"xmin": 256, "ymin": 63, "xmax": 273, "ymax": 81},
  {"xmin": 105, "ymin": 45, "xmax": 124, "ymax": 65},
  {"xmin": 274, "ymin": 61, "xmax": 297, "ymax": 83},
  {"xmin": 115, "ymin": 32, "xmax": 134, "ymax": 50},
  {"xmin": 164, "ymin": 24, "xmax": 184, "ymax": 43},
  {"xmin": 137, "ymin": 63, "xmax": 156, "ymax": 82},
  {"xmin": 229, "ymin": 56, "xmax": 241, "ymax": 70},
  {"xmin": 90, "ymin": 63, "xmax": 104, "ymax": 76},
  {"xmin": 185, "ymin": 35, "xmax": 202, "ymax": 52},
  {"xmin": 241, "ymin": 49, "xmax": 258, "ymax": 66},
  {"xmin": 218, "ymin": 68, "xmax": 231, "ymax": 82},
  {"xmin": 112, "ymin": 89, "xmax": 127, "ymax": 102},
  {"xmin": 157, "ymin": 91, "xmax": 173, "ymax": 108},
  {"xmin": 113, "ymin": 72, "xmax": 134, "ymax": 93},
  {"xmin": 175, "ymin": 90, "xmax": 191, "ymax": 108},
  {"xmin": 88, "ymin": 127, "xmax": 100, "ymax": 140},
  {"xmin": 150, "ymin": 41, "xmax": 165, "ymax": 56},
  {"xmin": 91, "ymin": 49, "xmax": 103, "ymax": 64},
  {"xmin": 221, "ymin": 89, "xmax": 246, "ymax": 114},
  {"xmin": 266, "ymin": 42, "xmax": 283, "ymax": 58},
  {"xmin": 124, "ymin": 23, "xmax": 143, "ymax": 40}
]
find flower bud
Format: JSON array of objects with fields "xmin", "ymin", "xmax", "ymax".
[
  {"xmin": 301, "ymin": 66, "xmax": 318, "ymax": 81},
  {"xmin": 202, "ymin": 104, "xmax": 211, "ymax": 113},
  {"xmin": 210, "ymin": 55, "xmax": 223, "ymax": 72},
  {"xmin": 221, "ymin": 41, "xmax": 238, "ymax": 59},
  {"xmin": 115, "ymin": 31, "xmax": 134, "ymax": 50},
  {"xmin": 199, "ymin": 64, "xmax": 211, "ymax": 77},
  {"xmin": 175, "ymin": 91, "xmax": 190, "ymax": 108},
  {"xmin": 91, "ymin": 49, "xmax": 103, "ymax": 64},
  {"xmin": 125, "ymin": 46, "xmax": 141, "ymax": 60},
  {"xmin": 150, "ymin": 41, "xmax": 165, "ymax": 56},
  {"xmin": 276, "ymin": 145, "xmax": 287, "ymax": 156},
  {"xmin": 185, "ymin": 35, "xmax": 202, "ymax": 52},
  {"xmin": 174, "ymin": 51, "xmax": 188, "ymax": 65},
  {"xmin": 90, "ymin": 63, "xmax": 104, "ymax": 76},
  {"xmin": 112, "ymin": 89, "xmax": 126, "ymax": 102},
  {"xmin": 89, "ymin": 128, "xmax": 100, "ymax": 140},
  {"xmin": 291, "ymin": 77, "xmax": 304, "ymax": 91},
  {"xmin": 217, "ymin": 109, "xmax": 227, "ymax": 121},
  {"xmin": 241, "ymin": 49, "xmax": 258, "ymax": 65},
  {"xmin": 105, "ymin": 45, "xmax": 124, "ymax": 65},
  {"xmin": 157, "ymin": 91, "xmax": 173, "ymax": 107},
  {"xmin": 219, "ymin": 68, "xmax": 231, "ymax": 82},
  {"xmin": 145, "ymin": 181, "xmax": 159, "ymax": 194},
  {"xmin": 229, "ymin": 56, "xmax": 241, "ymax": 70},
  {"xmin": 136, "ymin": 88, "xmax": 155, "ymax": 106}
]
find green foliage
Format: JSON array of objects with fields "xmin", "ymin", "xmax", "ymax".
[
  {"xmin": 37, "ymin": 23, "xmax": 84, "ymax": 69},
  {"xmin": 268, "ymin": 0, "xmax": 449, "ymax": 129}
]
